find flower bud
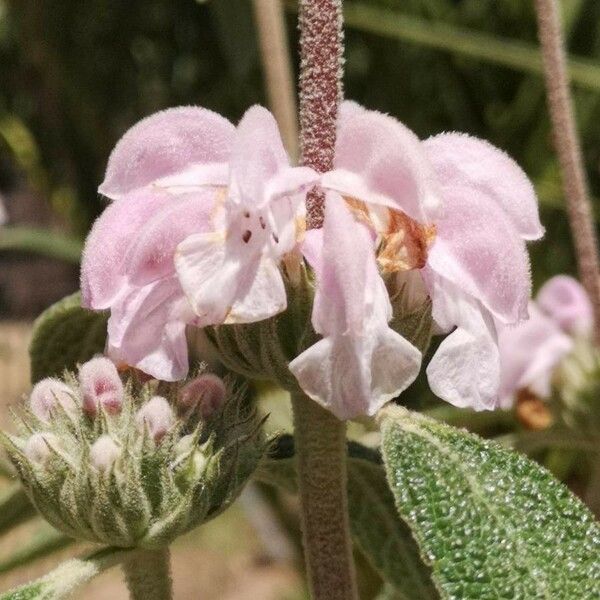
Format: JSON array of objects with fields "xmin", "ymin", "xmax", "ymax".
[
  {"xmin": 136, "ymin": 396, "xmax": 174, "ymax": 443},
  {"xmin": 29, "ymin": 378, "xmax": 77, "ymax": 422},
  {"xmin": 24, "ymin": 433, "xmax": 57, "ymax": 465},
  {"xmin": 79, "ymin": 357, "xmax": 124, "ymax": 416},
  {"xmin": 179, "ymin": 374, "xmax": 226, "ymax": 418},
  {"xmin": 90, "ymin": 435, "xmax": 120, "ymax": 471}
]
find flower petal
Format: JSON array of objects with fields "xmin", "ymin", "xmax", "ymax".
[
  {"xmin": 225, "ymin": 257, "xmax": 287, "ymax": 324},
  {"xmin": 81, "ymin": 188, "xmax": 173, "ymax": 309},
  {"xmin": 290, "ymin": 193, "xmax": 421, "ymax": 419},
  {"xmin": 426, "ymin": 290, "xmax": 500, "ymax": 410},
  {"xmin": 124, "ymin": 189, "xmax": 218, "ymax": 287},
  {"xmin": 424, "ymin": 133, "xmax": 543, "ymax": 240},
  {"xmin": 107, "ymin": 277, "xmax": 192, "ymax": 381},
  {"xmin": 497, "ymin": 304, "xmax": 573, "ymax": 406},
  {"xmin": 289, "ymin": 329, "xmax": 421, "ymax": 420},
  {"xmin": 324, "ymin": 108, "xmax": 439, "ymax": 222},
  {"xmin": 536, "ymin": 275, "xmax": 594, "ymax": 336},
  {"xmin": 427, "ymin": 183, "xmax": 531, "ymax": 323},
  {"xmin": 99, "ymin": 107, "xmax": 234, "ymax": 200},
  {"xmin": 174, "ymin": 231, "xmax": 240, "ymax": 326},
  {"xmin": 175, "ymin": 225, "xmax": 288, "ymax": 326},
  {"xmin": 230, "ymin": 105, "xmax": 289, "ymax": 209}
]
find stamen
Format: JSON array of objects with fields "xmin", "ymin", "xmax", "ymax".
[{"xmin": 242, "ymin": 230, "xmax": 252, "ymax": 243}]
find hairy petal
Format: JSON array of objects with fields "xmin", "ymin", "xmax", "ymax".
[
  {"xmin": 290, "ymin": 194, "xmax": 421, "ymax": 419},
  {"xmin": 230, "ymin": 106, "xmax": 290, "ymax": 209},
  {"xmin": 497, "ymin": 304, "xmax": 573, "ymax": 406},
  {"xmin": 323, "ymin": 108, "xmax": 439, "ymax": 222},
  {"xmin": 99, "ymin": 107, "xmax": 234, "ymax": 199},
  {"xmin": 124, "ymin": 189, "xmax": 218, "ymax": 286},
  {"xmin": 424, "ymin": 133, "xmax": 543, "ymax": 240},
  {"xmin": 107, "ymin": 277, "xmax": 192, "ymax": 381},
  {"xmin": 426, "ymin": 281, "xmax": 500, "ymax": 410},
  {"xmin": 536, "ymin": 275, "xmax": 594, "ymax": 336},
  {"xmin": 427, "ymin": 183, "xmax": 531, "ymax": 324},
  {"xmin": 81, "ymin": 189, "xmax": 173, "ymax": 309}
]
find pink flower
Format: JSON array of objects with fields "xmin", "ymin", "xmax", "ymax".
[
  {"xmin": 82, "ymin": 105, "xmax": 315, "ymax": 381},
  {"xmin": 497, "ymin": 275, "xmax": 592, "ymax": 406},
  {"xmin": 174, "ymin": 106, "xmax": 317, "ymax": 326},
  {"xmin": 536, "ymin": 275, "xmax": 594, "ymax": 336},
  {"xmin": 291, "ymin": 103, "xmax": 542, "ymax": 416}
]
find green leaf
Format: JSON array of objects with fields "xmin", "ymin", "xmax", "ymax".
[
  {"xmin": 380, "ymin": 406, "xmax": 600, "ymax": 599},
  {"xmin": 29, "ymin": 292, "xmax": 108, "ymax": 383},
  {"xmin": 257, "ymin": 435, "xmax": 439, "ymax": 599},
  {"xmin": 0, "ymin": 547, "xmax": 131, "ymax": 600}
]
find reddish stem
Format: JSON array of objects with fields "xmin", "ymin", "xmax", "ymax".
[{"xmin": 298, "ymin": 0, "xmax": 344, "ymax": 229}]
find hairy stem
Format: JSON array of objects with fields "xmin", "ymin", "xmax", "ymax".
[
  {"xmin": 122, "ymin": 548, "xmax": 173, "ymax": 600},
  {"xmin": 252, "ymin": 0, "xmax": 298, "ymax": 159},
  {"xmin": 534, "ymin": 0, "xmax": 600, "ymax": 342},
  {"xmin": 291, "ymin": 392, "xmax": 358, "ymax": 600},
  {"xmin": 298, "ymin": 0, "xmax": 344, "ymax": 229}
]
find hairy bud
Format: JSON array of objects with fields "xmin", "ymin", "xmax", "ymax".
[
  {"xmin": 24, "ymin": 432, "xmax": 58, "ymax": 465},
  {"xmin": 136, "ymin": 396, "xmax": 174, "ymax": 443},
  {"xmin": 1, "ymin": 364, "xmax": 265, "ymax": 549},
  {"xmin": 79, "ymin": 356, "xmax": 124, "ymax": 415},
  {"xmin": 29, "ymin": 378, "xmax": 77, "ymax": 422},
  {"xmin": 90, "ymin": 435, "xmax": 120, "ymax": 471},
  {"xmin": 179, "ymin": 374, "xmax": 227, "ymax": 418}
]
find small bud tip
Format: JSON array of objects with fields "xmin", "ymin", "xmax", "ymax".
[
  {"xmin": 29, "ymin": 378, "xmax": 76, "ymax": 422},
  {"xmin": 90, "ymin": 435, "xmax": 120, "ymax": 471},
  {"xmin": 179, "ymin": 374, "xmax": 227, "ymax": 418},
  {"xmin": 25, "ymin": 432, "xmax": 58, "ymax": 465},
  {"xmin": 79, "ymin": 356, "xmax": 124, "ymax": 416},
  {"xmin": 136, "ymin": 396, "xmax": 175, "ymax": 443}
]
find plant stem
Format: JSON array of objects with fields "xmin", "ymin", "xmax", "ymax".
[
  {"xmin": 122, "ymin": 548, "xmax": 173, "ymax": 600},
  {"xmin": 252, "ymin": 0, "xmax": 299, "ymax": 160},
  {"xmin": 534, "ymin": 0, "xmax": 600, "ymax": 343},
  {"xmin": 298, "ymin": 0, "xmax": 344, "ymax": 229},
  {"xmin": 291, "ymin": 392, "xmax": 358, "ymax": 599}
]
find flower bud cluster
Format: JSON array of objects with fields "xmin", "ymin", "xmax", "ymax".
[{"xmin": 2, "ymin": 358, "xmax": 265, "ymax": 548}]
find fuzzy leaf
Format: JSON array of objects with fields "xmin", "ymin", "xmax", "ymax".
[
  {"xmin": 257, "ymin": 435, "xmax": 438, "ymax": 599},
  {"xmin": 29, "ymin": 292, "xmax": 108, "ymax": 383},
  {"xmin": 0, "ymin": 547, "xmax": 130, "ymax": 600},
  {"xmin": 380, "ymin": 406, "xmax": 600, "ymax": 599}
]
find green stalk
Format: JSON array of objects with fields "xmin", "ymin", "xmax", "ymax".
[
  {"xmin": 291, "ymin": 392, "xmax": 358, "ymax": 599},
  {"xmin": 122, "ymin": 548, "xmax": 173, "ymax": 600}
]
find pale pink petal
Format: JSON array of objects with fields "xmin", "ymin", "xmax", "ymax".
[
  {"xmin": 124, "ymin": 189, "xmax": 217, "ymax": 286},
  {"xmin": 427, "ymin": 183, "xmax": 531, "ymax": 324},
  {"xmin": 289, "ymin": 328, "xmax": 421, "ymax": 420},
  {"xmin": 325, "ymin": 109, "xmax": 439, "ymax": 222},
  {"xmin": 265, "ymin": 166, "xmax": 319, "ymax": 205},
  {"xmin": 536, "ymin": 275, "xmax": 594, "ymax": 336},
  {"xmin": 99, "ymin": 107, "xmax": 234, "ymax": 199},
  {"xmin": 337, "ymin": 100, "xmax": 367, "ymax": 130},
  {"xmin": 174, "ymin": 232, "xmax": 243, "ymax": 326},
  {"xmin": 79, "ymin": 357, "xmax": 124, "ymax": 415},
  {"xmin": 424, "ymin": 133, "xmax": 543, "ymax": 240},
  {"xmin": 151, "ymin": 163, "xmax": 229, "ymax": 191},
  {"xmin": 107, "ymin": 277, "xmax": 192, "ymax": 381},
  {"xmin": 290, "ymin": 194, "xmax": 421, "ymax": 419},
  {"xmin": 225, "ymin": 257, "xmax": 287, "ymax": 324},
  {"xmin": 426, "ymin": 289, "xmax": 500, "ymax": 411},
  {"xmin": 81, "ymin": 189, "xmax": 173, "ymax": 309},
  {"xmin": 497, "ymin": 304, "xmax": 573, "ymax": 406},
  {"xmin": 230, "ymin": 106, "xmax": 289, "ymax": 209}
]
